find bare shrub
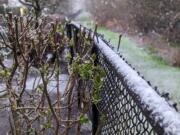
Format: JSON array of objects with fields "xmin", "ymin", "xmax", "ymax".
[{"xmin": 0, "ymin": 12, "xmax": 104, "ymax": 134}]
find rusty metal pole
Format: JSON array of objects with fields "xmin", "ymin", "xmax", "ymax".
[{"xmin": 117, "ymin": 34, "xmax": 122, "ymax": 51}]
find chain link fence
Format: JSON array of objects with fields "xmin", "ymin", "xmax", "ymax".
[
  {"xmin": 96, "ymin": 48, "xmax": 157, "ymax": 135},
  {"xmin": 66, "ymin": 22, "xmax": 180, "ymax": 135}
]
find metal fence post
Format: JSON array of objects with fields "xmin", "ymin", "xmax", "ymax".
[
  {"xmin": 66, "ymin": 23, "xmax": 73, "ymax": 64},
  {"xmin": 92, "ymin": 45, "xmax": 100, "ymax": 135},
  {"xmin": 92, "ymin": 104, "xmax": 99, "ymax": 135},
  {"xmin": 66, "ymin": 23, "xmax": 72, "ymax": 39},
  {"xmin": 73, "ymin": 27, "xmax": 79, "ymax": 53}
]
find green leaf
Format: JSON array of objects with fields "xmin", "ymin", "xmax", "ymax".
[
  {"xmin": 43, "ymin": 122, "xmax": 52, "ymax": 129},
  {"xmin": 79, "ymin": 114, "xmax": 89, "ymax": 124},
  {"xmin": 92, "ymin": 95, "xmax": 101, "ymax": 105},
  {"xmin": 0, "ymin": 69, "xmax": 10, "ymax": 78},
  {"xmin": 79, "ymin": 62, "xmax": 94, "ymax": 80},
  {"xmin": 66, "ymin": 52, "xmax": 72, "ymax": 61}
]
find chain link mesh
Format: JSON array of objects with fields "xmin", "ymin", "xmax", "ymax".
[{"xmin": 96, "ymin": 50, "xmax": 158, "ymax": 135}]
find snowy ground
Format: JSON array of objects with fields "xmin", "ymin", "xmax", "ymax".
[
  {"xmin": 93, "ymin": 27, "xmax": 180, "ymax": 110},
  {"xmin": 8, "ymin": 0, "xmax": 22, "ymax": 7}
]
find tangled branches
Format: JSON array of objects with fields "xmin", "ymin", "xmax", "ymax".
[{"xmin": 0, "ymin": 12, "xmax": 104, "ymax": 135}]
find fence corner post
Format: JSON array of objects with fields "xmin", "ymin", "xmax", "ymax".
[
  {"xmin": 92, "ymin": 45, "xmax": 100, "ymax": 135},
  {"xmin": 92, "ymin": 103, "xmax": 99, "ymax": 135}
]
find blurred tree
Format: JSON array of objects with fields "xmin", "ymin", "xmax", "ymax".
[
  {"xmin": 86, "ymin": 0, "xmax": 180, "ymax": 66},
  {"xmin": 128, "ymin": 0, "xmax": 180, "ymax": 43},
  {"xmin": 87, "ymin": 0, "xmax": 180, "ymax": 44}
]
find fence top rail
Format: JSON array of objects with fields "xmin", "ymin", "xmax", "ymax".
[{"xmin": 68, "ymin": 22, "xmax": 180, "ymax": 135}]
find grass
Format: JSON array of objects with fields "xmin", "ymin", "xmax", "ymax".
[{"xmin": 77, "ymin": 18, "xmax": 180, "ymax": 109}]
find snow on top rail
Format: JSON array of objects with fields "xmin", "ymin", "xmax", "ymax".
[
  {"xmin": 68, "ymin": 22, "xmax": 180, "ymax": 135},
  {"xmin": 95, "ymin": 35, "xmax": 180, "ymax": 135}
]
